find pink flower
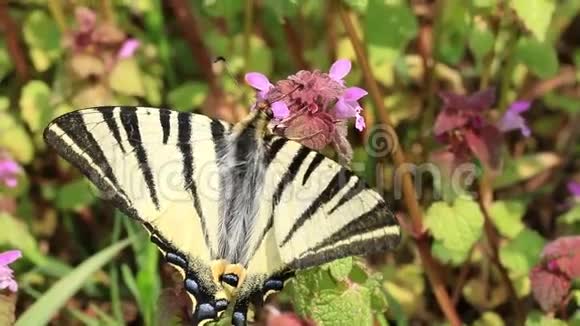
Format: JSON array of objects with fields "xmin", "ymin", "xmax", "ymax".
[
  {"xmin": 245, "ymin": 72, "xmax": 289, "ymax": 119},
  {"xmin": 244, "ymin": 59, "xmax": 367, "ymax": 162},
  {"xmin": 497, "ymin": 101, "xmax": 532, "ymax": 137},
  {"xmin": 0, "ymin": 156, "xmax": 20, "ymax": 188},
  {"xmin": 117, "ymin": 38, "xmax": 140, "ymax": 59},
  {"xmin": 0, "ymin": 250, "xmax": 22, "ymax": 292},
  {"xmin": 335, "ymin": 87, "xmax": 368, "ymax": 131}
]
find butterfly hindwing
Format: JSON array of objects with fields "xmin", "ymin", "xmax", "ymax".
[{"xmin": 44, "ymin": 106, "xmax": 232, "ymax": 321}]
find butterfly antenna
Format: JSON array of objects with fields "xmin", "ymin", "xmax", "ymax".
[{"xmin": 213, "ymin": 56, "xmax": 240, "ymax": 88}]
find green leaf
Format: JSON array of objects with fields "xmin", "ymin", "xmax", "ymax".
[
  {"xmin": 473, "ymin": 312, "xmax": 505, "ymax": 326},
  {"xmin": 514, "ymin": 37, "xmax": 559, "ymax": 78},
  {"xmin": 325, "ymin": 257, "xmax": 353, "ymax": 281},
  {"xmin": 309, "ymin": 287, "xmax": 373, "ymax": 326},
  {"xmin": 0, "ymin": 41, "xmax": 13, "ymax": 80},
  {"xmin": 289, "ymin": 267, "xmax": 338, "ymax": 316},
  {"xmin": 168, "ymin": 82, "xmax": 208, "ymax": 111},
  {"xmin": 557, "ymin": 204, "xmax": 580, "ymax": 225},
  {"xmin": 343, "ymin": 0, "xmax": 368, "ymax": 13},
  {"xmin": 494, "ymin": 152, "xmax": 561, "ymax": 189},
  {"xmin": 469, "ymin": 23, "xmax": 495, "ymax": 62},
  {"xmin": 55, "ymin": 179, "xmax": 97, "ymax": 211},
  {"xmin": 23, "ymin": 10, "xmax": 61, "ymax": 72},
  {"xmin": 15, "ymin": 239, "xmax": 131, "ymax": 326},
  {"xmin": 434, "ymin": 1, "xmax": 471, "ymax": 64},
  {"xmin": 510, "ymin": 0, "xmax": 555, "ymax": 41},
  {"xmin": 489, "ymin": 200, "xmax": 526, "ymax": 238},
  {"xmin": 431, "ymin": 240, "xmax": 470, "ymax": 265},
  {"xmin": 499, "ymin": 229, "xmax": 545, "ymax": 276},
  {"xmin": 366, "ymin": 0, "xmax": 417, "ymax": 66},
  {"xmin": 0, "ymin": 113, "xmax": 34, "ymax": 163},
  {"xmin": 425, "ymin": 197, "xmax": 484, "ymax": 255},
  {"xmin": 109, "ymin": 59, "xmax": 145, "ymax": 96},
  {"xmin": 525, "ymin": 311, "xmax": 567, "ymax": 326},
  {"xmin": 19, "ymin": 80, "xmax": 53, "ymax": 133}
]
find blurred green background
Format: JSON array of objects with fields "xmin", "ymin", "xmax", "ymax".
[{"xmin": 0, "ymin": 0, "xmax": 579, "ymax": 325}]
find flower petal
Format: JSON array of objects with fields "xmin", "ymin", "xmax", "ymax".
[
  {"xmin": 334, "ymin": 99, "xmax": 357, "ymax": 118},
  {"xmin": 0, "ymin": 250, "xmax": 21, "ymax": 266},
  {"xmin": 271, "ymin": 101, "xmax": 290, "ymax": 119},
  {"xmin": 118, "ymin": 38, "xmax": 140, "ymax": 59},
  {"xmin": 498, "ymin": 111, "xmax": 531, "ymax": 137},
  {"xmin": 342, "ymin": 87, "xmax": 368, "ymax": 101},
  {"xmin": 244, "ymin": 72, "xmax": 272, "ymax": 91},
  {"xmin": 329, "ymin": 59, "xmax": 351, "ymax": 81},
  {"xmin": 0, "ymin": 160, "xmax": 20, "ymax": 174},
  {"xmin": 465, "ymin": 126, "xmax": 503, "ymax": 171},
  {"xmin": 508, "ymin": 101, "xmax": 531, "ymax": 113},
  {"xmin": 355, "ymin": 112, "xmax": 366, "ymax": 131},
  {"xmin": 567, "ymin": 181, "xmax": 580, "ymax": 198}
]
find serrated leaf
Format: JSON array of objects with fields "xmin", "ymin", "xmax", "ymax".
[
  {"xmin": 510, "ymin": 0, "xmax": 555, "ymax": 41},
  {"xmin": 19, "ymin": 80, "xmax": 53, "ymax": 133},
  {"xmin": 0, "ymin": 113, "xmax": 34, "ymax": 163},
  {"xmin": 109, "ymin": 59, "xmax": 145, "ymax": 96},
  {"xmin": 514, "ymin": 37, "xmax": 559, "ymax": 78},
  {"xmin": 310, "ymin": 287, "xmax": 372, "ymax": 326},
  {"xmin": 168, "ymin": 82, "xmax": 209, "ymax": 111},
  {"xmin": 55, "ymin": 179, "xmax": 97, "ymax": 211},
  {"xmin": 327, "ymin": 257, "xmax": 353, "ymax": 281},
  {"xmin": 22, "ymin": 10, "xmax": 61, "ymax": 71},
  {"xmin": 289, "ymin": 267, "xmax": 338, "ymax": 316},
  {"xmin": 499, "ymin": 229, "xmax": 545, "ymax": 275},
  {"xmin": 15, "ymin": 239, "xmax": 131, "ymax": 326},
  {"xmin": 490, "ymin": 200, "xmax": 526, "ymax": 238},
  {"xmin": 494, "ymin": 152, "xmax": 561, "ymax": 189},
  {"xmin": 425, "ymin": 198, "xmax": 484, "ymax": 255}
]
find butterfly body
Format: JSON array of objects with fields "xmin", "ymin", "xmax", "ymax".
[{"xmin": 44, "ymin": 106, "xmax": 400, "ymax": 325}]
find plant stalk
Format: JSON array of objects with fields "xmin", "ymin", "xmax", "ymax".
[{"xmin": 338, "ymin": 4, "xmax": 461, "ymax": 325}]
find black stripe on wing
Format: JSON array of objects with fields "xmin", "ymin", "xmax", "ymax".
[
  {"xmin": 309, "ymin": 201, "xmax": 397, "ymax": 254},
  {"xmin": 98, "ymin": 108, "xmax": 126, "ymax": 153},
  {"xmin": 246, "ymin": 146, "xmax": 311, "ymax": 264},
  {"xmin": 119, "ymin": 108, "xmax": 160, "ymax": 209},
  {"xmin": 177, "ymin": 112, "xmax": 215, "ymax": 258},
  {"xmin": 43, "ymin": 111, "xmax": 137, "ymax": 220},
  {"xmin": 302, "ymin": 153, "xmax": 324, "ymax": 185},
  {"xmin": 280, "ymin": 168, "xmax": 354, "ymax": 247},
  {"xmin": 159, "ymin": 108, "xmax": 171, "ymax": 144}
]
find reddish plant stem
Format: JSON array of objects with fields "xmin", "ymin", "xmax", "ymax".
[
  {"xmin": 0, "ymin": 2, "xmax": 30, "ymax": 81},
  {"xmin": 520, "ymin": 66, "xmax": 577, "ymax": 101},
  {"xmin": 338, "ymin": 4, "xmax": 461, "ymax": 326},
  {"xmin": 325, "ymin": 1, "xmax": 337, "ymax": 63},
  {"xmin": 478, "ymin": 172, "xmax": 524, "ymax": 325},
  {"xmin": 167, "ymin": 0, "xmax": 219, "ymax": 94},
  {"xmin": 451, "ymin": 248, "xmax": 473, "ymax": 305},
  {"xmin": 282, "ymin": 18, "xmax": 309, "ymax": 70}
]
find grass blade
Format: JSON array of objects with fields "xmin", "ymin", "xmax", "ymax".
[{"xmin": 15, "ymin": 239, "xmax": 132, "ymax": 326}]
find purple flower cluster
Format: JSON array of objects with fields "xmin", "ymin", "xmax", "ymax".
[
  {"xmin": 432, "ymin": 88, "xmax": 532, "ymax": 172},
  {"xmin": 66, "ymin": 7, "xmax": 140, "ymax": 75},
  {"xmin": 530, "ymin": 236, "xmax": 580, "ymax": 312},
  {"xmin": 0, "ymin": 250, "xmax": 21, "ymax": 292},
  {"xmin": 245, "ymin": 59, "xmax": 367, "ymax": 162}
]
